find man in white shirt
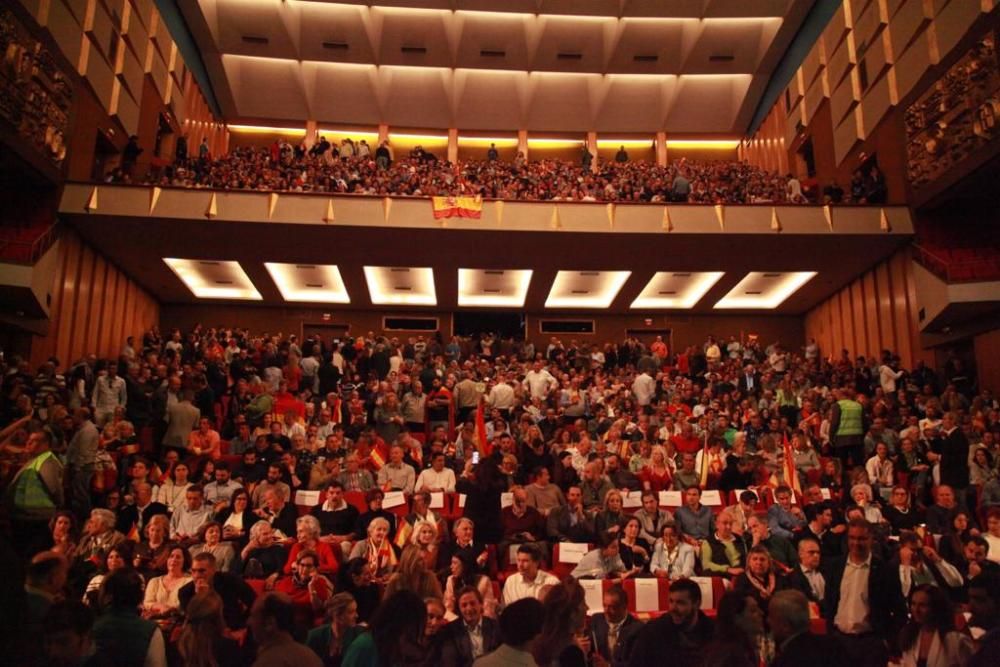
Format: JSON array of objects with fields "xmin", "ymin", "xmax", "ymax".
[
  {"xmin": 415, "ymin": 452, "xmax": 456, "ymax": 493},
  {"xmin": 92, "ymin": 366, "xmax": 127, "ymax": 427},
  {"xmin": 486, "ymin": 374, "xmax": 516, "ymax": 419},
  {"xmin": 170, "ymin": 486, "xmax": 212, "ymax": 542},
  {"xmin": 631, "ymin": 371, "xmax": 656, "ymax": 408},
  {"xmin": 522, "ymin": 361, "xmax": 558, "ymax": 400},
  {"xmin": 501, "ymin": 543, "xmax": 559, "ymax": 606}
]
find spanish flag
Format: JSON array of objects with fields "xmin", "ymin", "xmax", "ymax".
[
  {"xmin": 782, "ymin": 432, "xmax": 802, "ymax": 494},
  {"xmin": 473, "ymin": 397, "xmax": 492, "ymax": 457},
  {"xmin": 369, "ymin": 441, "xmax": 388, "ymax": 471},
  {"xmin": 431, "ymin": 195, "xmax": 483, "ymax": 219},
  {"xmin": 394, "ymin": 519, "xmax": 413, "ymax": 549},
  {"xmin": 698, "ymin": 432, "xmax": 711, "ymax": 488}
]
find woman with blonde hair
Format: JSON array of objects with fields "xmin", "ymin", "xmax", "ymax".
[
  {"xmin": 384, "ymin": 545, "xmax": 443, "ymax": 600},
  {"xmin": 176, "ymin": 590, "xmax": 245, "ymax": 666},
  {"xmin": 409, "ymin": 519, "xmax": 440, "ymax": 571},
  {"xmin": 594, "ymin": 489, "xmax": 626, "ymax": 536},
  {"xmin": 640, "ymin": 445, "xmax": 673, "ymax": 492},
  {"xmin": 306, "ymin": 592, "xmax": 364, "ymax": 666}
]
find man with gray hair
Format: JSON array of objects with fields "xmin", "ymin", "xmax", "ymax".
[{"xmin": 768, "ymin": 589, "xmax": 844, "ymax": 666}]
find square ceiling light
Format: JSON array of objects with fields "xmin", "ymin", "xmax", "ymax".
[
  {"xmin": 363, "ymin": 266, "xmax": 437, "ymax": 306},
  {"xmin": 458, "ymin": 269, "xmax": 533, "ymax": 307},
  {"xmin": 631, "ymin": 271, "xmax": 725, "ymax": 309},
  {"xmin": 163, "ymin": 258, "xmax": 262, "ymax": 300},
  {"xmin": 264, "ymin": 263, "xmax": 349, "ymax": 303},
  {"xmin": 545, "ymin": 270, "xmax": 631, "ymax": 308},
  {"xmin": 714, "ymin": 271, "xmax": 817, "ymax": 309}
]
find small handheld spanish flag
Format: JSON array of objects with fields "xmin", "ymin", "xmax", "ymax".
[
  {"xmin": 394, "ymin": 519, "xmax": 413, "ymax": 549},
  {"xmin": 698, "ymin": 431, "xmax": 711, "ymax": 488},
  {"xmin": 782, "ymin": 432, "xmax": 802, "ymax": 494},
  {"xmin": 473, "ymin": 396, "xmax": 492, "ymax": 457}
]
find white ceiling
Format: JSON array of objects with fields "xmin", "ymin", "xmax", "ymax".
[
  {"xmin": 163, "ymin": 258, "xmax": 263, "ymax": 300},
  {"xmin": 714, "ymin": 271, "xmax": 817, "ymax": 309},
  {"xmin": 458, "ymin": 268, "xmax": 533, "ymax": 307},
  {"xmin": 631, "ymin": 271, "xmax": 725, "ymax": 309},
  {"xmin": 180, "ymin": 0, "xmax": 814, "ymax": 133},
  {"xmin": 364, "ymin": 266, "xmax": 438, "ymax": 305},
  {"xmin": 264, "ymin": 262, "xmax": 350, "ymax": 303}
]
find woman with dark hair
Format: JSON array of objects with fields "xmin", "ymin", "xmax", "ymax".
[
  {"xmin": 442, "ymin": 550, "xmax": 496, "ymax": 618},
  {"xmin": 533, "ymin": 577, "xmax": 588, "ymax": 667},
  {"xmin": 703, "ymin": 591, "xmax": 765, "ymax": 667},
  {"xmin": 553, "ymin": 451, "xmax": 581, "ymax": 492},
  {"xmin": 341, "ymin": 590, "xmax": 427, "ymax": 667},
  {"xmin": 939, "ymin": 511, "xmax": 975, "ymax": 566},
  {"xmin": 897, "ymin": 583, "xmax": 973, "ymax": 666},
  {"xmin": 337, "ymin": 558, "xmax": 381, "ymax": 624},
  {"xmin": 216, "ymin": 488, "xmax": 256, "ymax": 547},
  {"xmin": 83, "ymin": 542, "xmax": 139, "ymax": 607},
  {"xmin": 47, "ymin": 510, "xmax": 79, "ymax": 560},
  {"xmin": 174, "ymin": 590, "xmax": 245, "ymax": 666},
  {"xmin": 142, "ymin": 545, "xmax": 192, "ymax": 619},
  {"xmin": 617, "ymin": 515, "xmax": 651, "ymax": 572}
]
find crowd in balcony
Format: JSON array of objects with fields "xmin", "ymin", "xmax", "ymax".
[
  {"xmin": 1, "ymin": 325, "xmax": 997, "ymax": 666},
  {"xmin": 104, "ymin": 135, "xmax": 884, "ymax": 205}
]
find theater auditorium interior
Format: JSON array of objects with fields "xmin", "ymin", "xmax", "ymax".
[{"xmin": 3, "ymin": 0, "xmax": 1000, "ymax": 665}]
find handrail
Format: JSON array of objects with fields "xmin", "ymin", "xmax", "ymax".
[
  {"xmin": 0, "ymin": 222, "xmax": 60, "ymax": 265},
  {"xmin": 912, "ymin": 242, "xmax": 1000, "ymax": 283}
]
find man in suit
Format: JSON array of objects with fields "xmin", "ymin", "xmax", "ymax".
[
  {"xmin": 546, "ymin": 485, "xmax": 594, "ymax": 543},
  {"xmin": 114, "ymin": 482, "xmax": 167, "ymax": 536},
  {"xmin": 823, "ymin": 518, "xmax": 905, "ymax": 667},
  {"xmin": 590, "ymin": 585, "xmax": 643, "ymax": 667},
  {"xmin": 738, "ymin": 365, "xmax": 761, "ymax": 397},
  {"xmin": 439, "ymin": 586, "xmax": 500, "ymax": 667},
  {"xmin": 769, "ymin": 590, "xmax": 847, "ymax": 667},
  {"xmin": 781, "ymin": 537, "xmax": 826, "ymax": 604}
]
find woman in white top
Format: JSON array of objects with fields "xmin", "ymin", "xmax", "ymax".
[
  {"xmin": 155, "ymin": 461, "xmax": 192, "ymax": 513},
  {"xmin": 897, "ymin": 584, "xmax": 973, "ymax": 667},
  {"xmin": 986, "ymin": 508, "xmax": 1000, "ymax": 564},
  {"xmin": 650, "ymin": 523, "xmax": 696, "ymax": 579},
  {"xmin": 143, "ymin": 545, "xmax": 193, "ymax": 618}
]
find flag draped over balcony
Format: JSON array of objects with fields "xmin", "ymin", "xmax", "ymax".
[{"xmin": 431, "ymin": 195, "xmax": 483, "ymax": 219}]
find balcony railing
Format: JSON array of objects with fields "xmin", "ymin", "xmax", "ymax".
[
  {"xmin": 912, "ymin": 243, "xmax": 1000, "ymax": 283},
  {"xmin": 0, "ymin": 222, "xmax": 60, "ymax": 265}
]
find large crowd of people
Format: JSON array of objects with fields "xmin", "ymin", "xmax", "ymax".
[
  {"xmin": 103, "ymin": 136, "xmax": 884, "ymax": 205},
  {"xmin": 1, "ymin": 326, "xmax": 998, "ymax": 666}
]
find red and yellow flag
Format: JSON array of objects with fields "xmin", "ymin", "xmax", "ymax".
[
  {"xmin": 473, "ymin": 397, "xmax": 492, "ymax": 457},
  {"xmin": 698, "ymin": 432, "xmax": 710, "ymax": 488},
  {"xmin": 394, "ymin": 519, "xmax": 413, "ymax": 549},
  {"xmin": 782, "ymin": 432, "xmax": 802, "ymax": 494},
  {"xmin": 431, "ymin": 195, "xmax": 483, "ymax": 220}
]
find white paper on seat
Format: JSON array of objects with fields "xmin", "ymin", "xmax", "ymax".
[
  {"xmin": 690, "ymin": 576, "xmax": 716, "ymax": 610},
  {"xmin": 623, "ymin": 491, "xmax": 643, "ymax": 508},
  {"xmin": 458, "ymin": 494, "xmax": 467, "ymax": 508},
  {"xmin": 820, "ymin": 488, "xmax": 832, "ymax": 500},
  {"xmin": 634, "ymin": 578, "xmax": 660, "ymax": 612},
  {"xmin": 701, "ymin": 490, "xmax": 722, "ymax": 506},
  {"xmin": 501, "ymin": 492, "xmax": 513, "ymax": 508},
  {"xmin": 383, "ymin": 491, "xmax": 406, "ymax": 509},
  {"xmin": 430, "ymin": 492, "xmax": 445, "ymax": 508},
  {"xmin": 659, "ymin": 490, "xmax": 682, "ymax": 507},
  {"xmin": 559, "ymin": 542, "xmax": 589, "ymax": 563},
  {"xmin": 580, "ymin": 579, "xmax": 604, "ymax": 614},
  {"xmin": 294, "ymin": 490, "xmax": 321, "ymax": 506},
  {"xmin": 509, "ymin": 544, "xmax": 521, "ymax": 563}
]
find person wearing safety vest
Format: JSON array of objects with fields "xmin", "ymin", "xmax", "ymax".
[
  {"xmin": 4, "ymin": 428, "xmax": 64, "ymax": 556},
  {"xmin": 829, "ymin": 388, "xmax": 866, "ymax": 484}
]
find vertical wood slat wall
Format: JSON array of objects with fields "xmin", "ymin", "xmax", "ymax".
[
  {"xmin": 31, "ymin": 230, "xmax": 159, "ymax": 367},
  {"xmin": 804, "ymin": 247, "xmax": 931, "ymax": 369}
]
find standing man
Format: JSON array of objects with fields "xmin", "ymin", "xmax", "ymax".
[
  {"xmin": 4, "ymin": 429, "xmax": 64, "ymax": 555},
  {"xmin": 92, "ymin": 364, "xmax": 126, "ymax": 427},
  {"xmin": 829, "ymin": 389, "xmax": 865, "ymax": 483},
  {"xmin": 67, "ymin": 408, "xmax": 99, "ymax": 518}
]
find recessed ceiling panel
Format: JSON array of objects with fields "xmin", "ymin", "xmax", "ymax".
[
  {"xmin": 264, "ymin": 262, "xmax": 350, "ymax": 303},
  {"xmin": 631, "ymin": 271, "xmax": 725, "ymax": 309},
  {"xmin": 714, "ymin": 271, "xmax": 817, "ymax": 309},
  {"xmin": 458, "ymin": 268, "xmax": 533, "ymax": 307},
  {"xmin": 163, "ymin": 258, "xmax": 262, "ymax": 300},
  {"xmin": 545, "ymin": 270, "xmax": 631, "ymax": 308},
  {"xmin": 364, "ymin": 266, "xmax": 437, "ymax": 305}
]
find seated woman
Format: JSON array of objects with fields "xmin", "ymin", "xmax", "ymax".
[
  {"xmin": 650, "ymin": 523, "xmax": 697, "ymax": 579},
  {"xmin": 142, "ymin": 545, "xmax": 192, "ymax": 619},
  {"xmin": 188, "ymin": 521, "xmax": 237, "ymax": 573},
  {"xmin": 850, "ymin": 483, "xmax": 886, "ymax": 525},
  {"xmin": 284, "ymin": 515, "xmax": 338, "ymax": 576},
  {"xmin": 897, "ymin": 583, "xmax": 973, "ymax": 667},
  {"xmin": 241, "ymin": 520, "xmax": 288, "ymax": 578},
  {"xmin": 272, "ymin": 549, "xmax": 335, "ymax": 634},
  {"xmin": 731, "ymin": 545, "xmax": 778, "ymax": 612},
  {"xmin": 594, "ymin": 489, "xmax": 626, "ymax": 537},
  {"xmin": 46, "ymin": 510, "xmax": 78, "ymax": 561},
  {"xmin": 133, "ymin": 514, "xmax": 172, "ymax": 578},
  {"xmin": 618, "ymin": 515, "xmax": 652, "ymax": 573},
  {"xmin": 354, "ymin": 489, "xmax": 397, "ymax": 542},
  {"xmin": 216, "ymin": 488, "xmax": 256, "ymax": 548},
  {"xmin": 385, "ymin": 545, "xmax": 443, "ymax": 601},
  {"xmin": 703, "ymin": 591, "xmax": 766, "ymax": 667},
  {"xmin": 349, "ymin": 516, "xmax": 398, "ymax": 582},
  {"xmin": 639, "ymin": 445, "xmax": 673, "ymax": 493},
  {"xmin": 570, "ymin": 531, "xmax": 638, "ymax": 581},
  {"xmin": 83, "ymin": 542, "xmax": 139, "ymax": 607},
  {"xmin": 305, "ymin": 592, "xmax": 365, "ymax": 667},
  {"xmin": 700, "ymin": 508, "xmax": 746, "ymax": 576},
  {"xmin": 408, "ymin": 520, "xmax": 441, "ymax": 572},
  {"xmin": 442, "ymin": 550, "xmax": 497, "ymax": 620},
  {"xmin": 883, "ymin": 486, "xmax": 925, "ymax": 536},
  {"xmin": 336, "ymin": 558, "xmax": 381, "ymax": 624}
]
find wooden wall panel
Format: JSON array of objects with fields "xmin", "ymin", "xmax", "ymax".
[
  {"xmin": 805, "ymin": 246, "xmax": 932, "ymax": 367},
  {"xmin": 30, "ymin": 230, "xmax": 160, "ymax": 366}
]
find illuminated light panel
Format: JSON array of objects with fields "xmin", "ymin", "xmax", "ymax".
[
  {"xmin": 631, "ymin": 272, "xmax": 725, "ymax": 309},
  {"xmin": 596, "ymin": 138, "xmax": 655, "ymax": 148},
  {"xmin": 458, "ymin": 269, "xmax": 533, "ymax": 307},
  {"xmin": 545, "ymin": 271, "xmax": 631, "ymax": 309},
  {"xmin": 264, "ymin": 263, "xmax": 349, "ymax": 304},
  {"xmin": 163, "ymin": 258, "xmax": 262, "ymax": 300},
  {"xmin": 364, "ymin": 266, "xmax": 437, "ymax": 306},
  {"xmin": 228, "ymin": 124, "xmax": 306, "ymax": 135},
  {"xmin": 714, "ymin": 272, "xmax": 817, "ymax": 309},
  {"xmin": 666, "ymin": 139, "xmax": 740, "ymax": 149}
]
